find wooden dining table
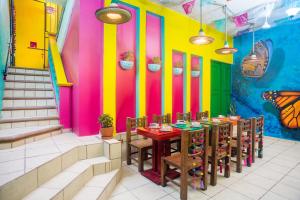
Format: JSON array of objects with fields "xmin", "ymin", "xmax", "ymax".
[{"xmin": 137, "ymin": 127, "xmax": 182, "ymax": 185}]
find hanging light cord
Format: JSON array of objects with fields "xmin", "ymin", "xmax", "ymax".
[
  {"xmin": 225, "ymin": 5, "xmax": 227, "ymax": 42},
  {"xmin": 200, "ymin": 0, "xmax": 203, "ymax": 30},
  {"xmin": 252, "ymin": 27, "xmax": 255, "ymax": 54}
]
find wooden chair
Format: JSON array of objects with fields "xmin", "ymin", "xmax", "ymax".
[
  {"xmin": 126, "ymin": 117, "xmax": 152, "ymax": 172},
  {"xmin": 231, "ymin": 119, "xmax": 252, "ymax": 173},
  {"xmin": 251, "ymin": 116, "xmax": 264, "ymax": 163},
  {"xmin": 153, "ymin": 113, "xmax": 171, "ymax": 124},
  {"xmin": 161, "ymin": 127, "xmax": 209, "ymax": 200},
  {"xmin": 209, "ymin": 122, "xmax": 232, "ymax": 186},
  {"xmin": 196, "ymin": 111, "xmax": 209, "ymax": 121},
  {"xmin": 176, "ymin": 112, "xmax": 192, "ymax": 122}
]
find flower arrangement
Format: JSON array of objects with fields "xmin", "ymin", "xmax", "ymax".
[
  {"xmin": 191, "ymin": 63, "xmax": 201, "ymax": 77},
  {"xmin": 174, "ymin": 61, "xmax": 183, "ymax": 68},
  {"xmin": 120, "ymin": 51, "xmax": 134, "ymax": 70},
  {"xmin": 148, "ymin": 56, "xmax": 161, "ymax": 72}
]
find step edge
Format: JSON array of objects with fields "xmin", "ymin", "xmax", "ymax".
[
  {"xmin": 9, "ymin": 67, "xmax": 49, "ymax": 71},
  {"xmin": 3, "ymin": 97, "xmax": 55, "ymax": 100},
  {"xmin": 7, "ymin": 72, "xmax": 50, "ymax": 77},
  {"xmin": 4, "ymin": 87, "xmax": 53, "ymax": 91},
  {"xmin": 0, "ymin": 116, "xmax": 59, "ymax": 124},
  {"xmin": 5, "ymin": 80, "xmax": 52, "ymax": 84},
  {"xmin": 0, "ymin": 125, "xmax": 63, "ymax": 143},
  {"xmin": 2, "ymin": 106, "xmax": 57, "ymax": 111}
]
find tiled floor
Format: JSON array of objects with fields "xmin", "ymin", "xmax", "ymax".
[
  {"xmin": 0, "ymin": 132, "xmax": 102, "ymax": 186},
  {"xmin": 110, "ymin": 136, "xmax": 300, "ymax": 200}
]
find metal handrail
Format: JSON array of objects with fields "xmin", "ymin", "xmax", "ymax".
[{"xmin": 3, "ymin": 40, "xmax": 12, "ymax": 80}]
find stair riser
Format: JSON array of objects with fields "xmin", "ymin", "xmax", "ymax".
[
  {"xmin": 8, "ymin": 68, "xmax": 49, "ymax": 75},
  {"xmin": 2, "ymin": 109, "xmax": 58, "ymax": 119},
  {"xmin": 0, "ymin": 119, "xmax": 60, "ymax": 130},
  {"xmin": 5, "ymin": 82, "xmax": 52, "ymax": 90},
  {"xmin": 3, "ymin": 99, "xmax": 56, "ymax": 108},
  {"xmin": 6, "ymin": 75, "xmax": 51, "ymax": 82},
  {"xmin": 4, "ymin": 90, "xmax": 54, "ymax": 98}
]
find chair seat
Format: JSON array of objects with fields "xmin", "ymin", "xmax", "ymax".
[
  {"xmin": 164, "ymin": 153, "xmax": 203, "ymax": 170},
  {"xmin": 131, "ymin": 138, "xmax": 152, "ymax": 149},
  {"xmin": 207, "ymin": 146, "xmax": 228, "ymax": 159},
  {"xmin": 170, "ymin": 136, "xmax": 181, "ymax": 142}
]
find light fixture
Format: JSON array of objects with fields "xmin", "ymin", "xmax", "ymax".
[
  {"xmin": 95, "ymin": 3, "xmax": 131, "ymax": 24},
  {"xmin": 286, "ymin": 7, "xmax": 300, "ymax": 17},
  {"xmin": 215, "ymin": 5, "xmax": 237, "ymax": 55},
  {"xmin": 189, "ymin": 0, "xmax": 214, "ymax": 45},
  {"xmin": 248, "ymin": 26, "xmax": 259, "ymax": 61},
  {"xmin": 262, "ymin": 16, "xmax": 271, "ymax": 29}
]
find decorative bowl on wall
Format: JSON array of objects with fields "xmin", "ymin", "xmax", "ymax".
[
  {"xmin": 173, "ymin": 67, "xmax": 183, "ymax": 75},
  {"xmin": 120, "ymin": 60, "xmax": 134, "ymax": 70},
  {"xmin": 148, "ymin": 64, "xmax": 161, "ymax": 72},
  {"xmin": 191, "ymin": 70, "xmax": 200, "ymax": 77}
]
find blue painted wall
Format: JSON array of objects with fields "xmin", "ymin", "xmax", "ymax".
[
  {"xmin": 232, "ymin": 21, "xmax": 300, "ymax": 141},
  {"xmin": 0, "ymin": 0, "xmax": 10, "ymax": 113}
]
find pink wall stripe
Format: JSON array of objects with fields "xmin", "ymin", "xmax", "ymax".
[
  {"xmin": 116, "ymin": 5, "xmax": 136, "ymax": 132},
  {"xmin": 146, "ymin": 13, "xmax": 162, "ymax": 122},
  {"xmin": 172, "ymin": 51, "xmax": 184, "ymax": 123},
  {"xmin": 191, "ymin": 55, "xmax": 200, "ymax": 119},
  {"xmin": 59, "ymin": 87, "xmax": 72, "ymax": 128}
]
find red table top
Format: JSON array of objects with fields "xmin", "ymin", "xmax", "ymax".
[{"xmin": 137, "ymin": 127, "xmax": 182, "ymax": 141}]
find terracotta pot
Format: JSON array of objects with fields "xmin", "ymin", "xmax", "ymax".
[{"xmin": 100, "ymin": 126, "xmax": 113, "ymax": 139}]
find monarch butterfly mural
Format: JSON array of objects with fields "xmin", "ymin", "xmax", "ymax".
[{"xmin": 263, "ymin": 91, "xmax": 300, "ymax": 129}]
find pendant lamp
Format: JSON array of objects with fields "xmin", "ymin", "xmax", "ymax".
[
  {"xmin": 95, "ymin": 2, "xmax": 131, "ymax": 24},
  {"xmin": 248, "ymin": 27, "xmax": 259, "ymax": 60},
  {"xmin": 189, "ymin": 0, "xmax": 214, "ymax": 45},
  {"xmin": 215, "ymin": 5, "xmax": 237, "ymax": 55}
]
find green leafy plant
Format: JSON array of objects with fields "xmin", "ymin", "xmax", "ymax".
[
  {"xmin": 98, "ymin": 114, "xmax": 113, "ymax": 128},
  {"xmin": 174, "ymin": 61, "xmax": 183, "ymax": 68},
  {"xmin": 229, "ymin": 103, "xmax": 237, "ymax": 116},
  {"xmin": 152, "ymin": 57, "xmax": 161, "ymax": 64},
  {"xmin": 122, "ymin": 51, "xmax": 134, "ymax": 61},
  {"xmin": 192, "ymin": 63, "xmax": 200, "ymax": 71}
]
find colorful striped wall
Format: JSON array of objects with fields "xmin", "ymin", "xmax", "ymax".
[{"xmin": 103, "ymin": 0, "xmax": 233, "ymax": 133}]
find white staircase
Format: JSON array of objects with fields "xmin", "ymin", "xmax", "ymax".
[{"xmin": 0, "ymin": 67, "xmax": 62, "ymax": 149}]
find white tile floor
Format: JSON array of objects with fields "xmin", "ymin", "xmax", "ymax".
[
  {"xmin": 110, "ymin": 136, "xmax": 300, "ymax": 200},
  {"xmin": 0, "ymin": 132, "xmax": 102, "ymax": 186}
]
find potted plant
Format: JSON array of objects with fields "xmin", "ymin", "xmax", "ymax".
[
  {"xmin": 120, "ymin": 51, "xmax": 134, "ymax": 70},
  {"xmin": 148, "ymin": 56, "xmax": 161, "ymax": 72},
  {"xmin": 191, "ymin": 63, "xmax": 200, "ymax": 77},
  {"xmin": 98, "ymin": 114, "xmax": 114, "ymax": 139},
  {"xmin": 173, "ymin": 61, "xmax": 183, "ymax": 75}
]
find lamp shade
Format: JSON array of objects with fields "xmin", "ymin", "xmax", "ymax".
[
  {"xmin": 189, "ymin": 29, "xmax": 214, "ymax": 45},
  {"xmin": 215, "ymin": 41, "xmax": 238, "ymax": 55},
  {"xmin": 95, "ymin": 3, "xmax": 131, "ymax": 24}
]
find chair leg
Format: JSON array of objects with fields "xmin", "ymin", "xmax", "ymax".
[
  {"xmin": 180, "ymin": 169, "xmax": 188, "ymax": 200},
  {"xmin": 247, "ymin": 144, "xmax": 252, "ymax": 167},
  {"xmin": 210, "ymin": 158, "xmax": 218, "ymax": 186},
  {"xmin": 138, "ymin": 149, "xmax": 144, "ymax": 172},
  {"xmin": 258, "ymin": 136, "xmax": 263, "ymax": 158},
  {"xmin": 161, "ymin": 158, "xmax": 167, "ymax": 187},
  {"xmin": 236, "ymin": 146, "xmax": 242, "ymax": 173},
  {"xmin": 127, "ymin": 144, "xmax": 131, "ymax": 165},
  {"xmin": 224, "ymin": 156, "xmax": 231, "ymax": 178}
]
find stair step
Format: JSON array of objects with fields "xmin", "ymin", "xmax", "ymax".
[
  {"xmin": 1, "ymin": 107, "xmax": 58, "ymax": 119},
  {"xmin": 3, "ymin": 97, "xmax": 54, "ymax": 100},
  {"xmin": 6, "ymin": 74, "xmax": 51, "ymax": 82},
  {"xmin": 2, "ymin": 106, "xmax": 56, "ymax": 111},
  {"xmin": 7, "ymin": 71, "xmax": 50, "ymax": 77},
  {"xmin": 73, "ymin": 170, "xmax": 120, "ymax": 200},
  {"xmin": 23, "ymin": 157, "xmax": 111, "ymax": 200},
  {"xmin": 0, "ymin": 125, "xmax": 62, "ymax": 143},
  {"xmin": 4, "ymin": 87, "xmax": 53, "ymax": 91},
  {"xmin": 4, "ymin": 90, "xmax": 54, "ymax": 98},
  {"xmin": 5, "ymin": 81, "xmax": 52, "ymax": 90},
  {"xmin": 5, "ymin": 79, "xmax": 52, "ymax": 84},
  {"xmin": 8, "ymin": 66, "xmax": 49, "ymax": 72},
  {"xmin": 0, "ymin": 116, "xmax": 59, "ymax": 130},
  {"xmin": 3, "ymin": 98, "xmax": 56, "ymax": 108}
]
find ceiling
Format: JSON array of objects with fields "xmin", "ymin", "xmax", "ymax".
[{"xmin": 150, "ymin": 0, "xmax": 300, "ymax": 35}]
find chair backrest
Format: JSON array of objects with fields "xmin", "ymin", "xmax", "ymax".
[
  {"xmin": 196, "ymin": 111, "xmax": 209, "ymax": 121},
  {"xmin": 126, "ymin": 117, "xmax": 147, "ymax": 144},
  {"xmin": 176, "ymin": 112, "xmax": 192, "ymax": 122},
  {"xmin": 212, "ymin": 122, "xmax": 233, "ymax": 156},
  {"xmin": 237, "ymin": 118, "xmax": 252, "ymax": 145},
  {"xmin": 180, "ymin": 127, "xmax": 209, "ymax": 190},
  {"xmin": 152, "ymin": 113, "xmax": 171, "ymax": 124}
]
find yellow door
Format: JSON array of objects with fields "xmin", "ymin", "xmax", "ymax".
[{"xmin": 15, "ymin": 0, "xmax": 46, "ymax": 69}]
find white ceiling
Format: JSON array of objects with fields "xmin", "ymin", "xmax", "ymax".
[{"xmin": 150, "ymin": 0, "xmax": 300, "ymax": 35}]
